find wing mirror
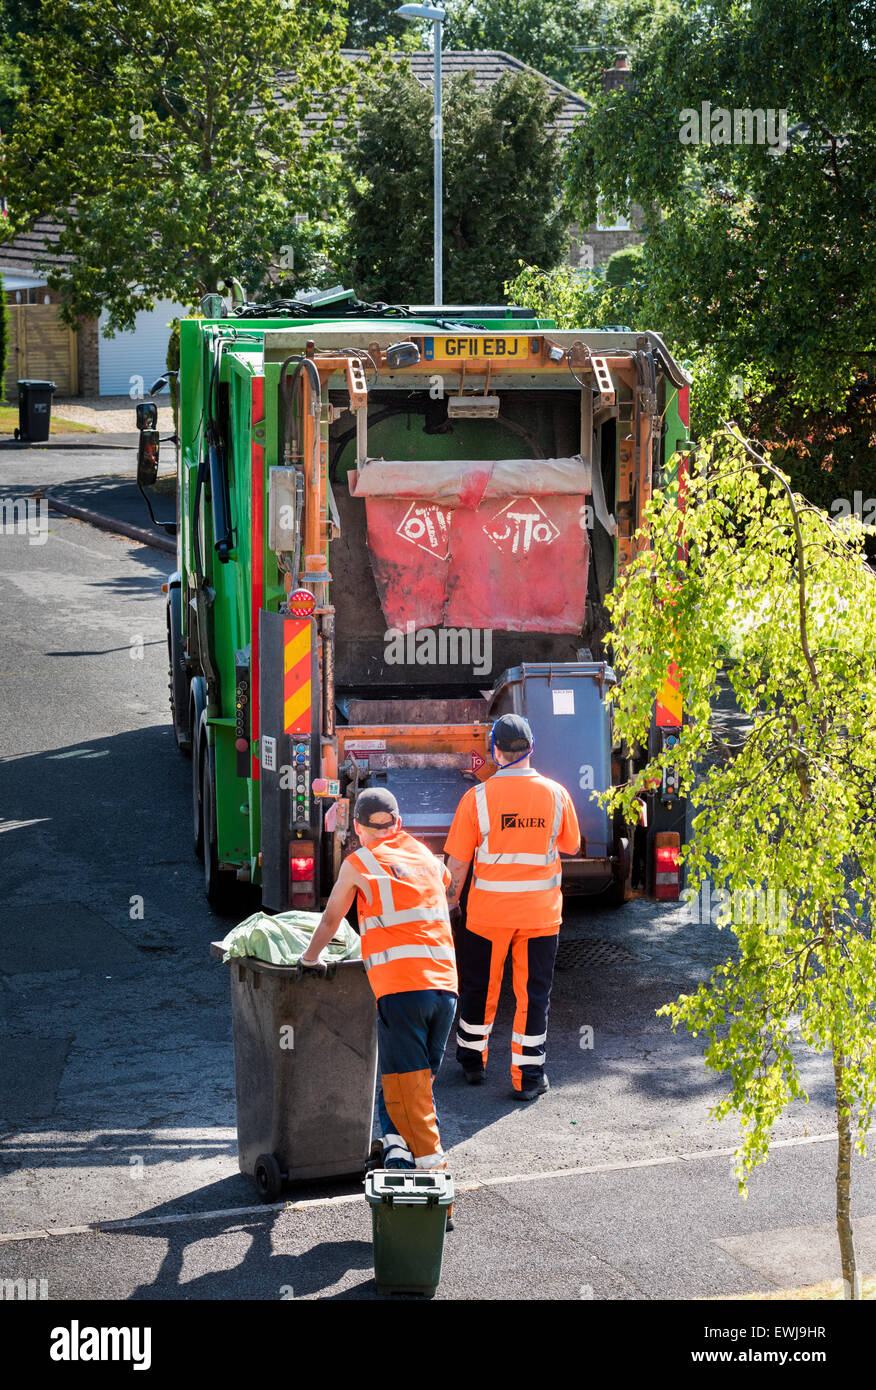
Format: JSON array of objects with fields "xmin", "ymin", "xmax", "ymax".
[{"xmin": 137, "ymin": 430, "xmax": 160, "ymax": 488}]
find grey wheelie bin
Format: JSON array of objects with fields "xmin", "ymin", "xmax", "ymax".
[{"xmin": 211, "ymin": 945, "xmax": 378, "ymax": 1199}]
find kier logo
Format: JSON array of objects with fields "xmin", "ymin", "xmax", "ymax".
[
  {"xmin": 501, "ymin": 813, "xmax": 546, "ymax": 829},
  {"xmin": 397, "ymin": 502, "xmax": 451, "ymax": 560},
  {"xmin": 483, "ymin": 497, "xmax": 560, "ymax": 555}
]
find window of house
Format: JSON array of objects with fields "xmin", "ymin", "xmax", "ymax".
[{"xmin": 595, "ymin": 201, "xmax": 632, "ymax": 232}]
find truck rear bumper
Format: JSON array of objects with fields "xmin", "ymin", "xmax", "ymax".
[{"xmin": 562, "ymin": 856, "xmax": 614, "ymax": 895}]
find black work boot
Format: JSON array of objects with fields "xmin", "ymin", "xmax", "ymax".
[{"xmin": 512, "ymin": 1075, "xmax": 550, "ymax": 1102}]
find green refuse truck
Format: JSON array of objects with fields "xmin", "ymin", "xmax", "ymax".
[{"xmin": 137, "ymin": 287, "xmax": 692, "ymax": 915}]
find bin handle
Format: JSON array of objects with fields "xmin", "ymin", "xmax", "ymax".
[{"xmin": 293, "ymin": 960, "xmax": 339, "ymax": 980}]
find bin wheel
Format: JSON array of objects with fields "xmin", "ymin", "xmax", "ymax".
[
  {"xmin": 365, "ymin": 1139, "xmax": 384, "ymax": 1173},
  {"xmin": 13, "ymin": 428, "xmax": 20, "ymax": 441},
  {"xmin": 254, "ymin": 1153, "xmax": 284, "ymax": 1203}
]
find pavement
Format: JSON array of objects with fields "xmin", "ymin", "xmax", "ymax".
[
  {"xmin": 1, "ymin": 445, "xmax": 875, "ymax": 1324},
  {"xmin": 0, "ymin": 441, "xmax": 178, "ymax": 551},
  {"xmin": 0, "ymin": 432, "xmax": 138, "ymax": 451}
]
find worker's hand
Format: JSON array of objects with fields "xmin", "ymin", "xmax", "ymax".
[{"xmin": 298, "ymin": 955, "xmax": 327, "ymax": 976}]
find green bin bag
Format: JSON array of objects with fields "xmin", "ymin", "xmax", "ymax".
[{"xmin": 219, "ymin": 909, "xmax": 360, "ymax": 966}]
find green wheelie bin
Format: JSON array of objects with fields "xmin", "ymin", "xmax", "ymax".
[{"xmin": 366, "ymin": 1169, "xmax": 454, "ymax": 1297}]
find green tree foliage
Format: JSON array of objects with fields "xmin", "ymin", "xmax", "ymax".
[
  {"xmin": 344, "ymin": 67, "xmax": 570, "ymax": 303},
  {"xmin": 604, "ymin": 428, "xmax": 876, "ymax": 1298},
  {"xmin": 564, "ymin": 0, "xmax": 876, "ymax": 471},
  {"xmin": 343, "ymin": 0, "xmax": 420, "ymax": 48},
  {"xmin": 505, "ymin": 260, "xmax": 612, "ymax": 326},
  {"xmin": 444, "ymin": 0, "xmax": 682, "ymax": 98},
  {"xmin": 603, "ymin": 242, "xmax": 642, "ymax": 287},
  {"xmin": 2, "ymin": 0, "xmax": 365, "ymax": 331},
  {"xmin": 0, "ymin": 0, "xmax": 37, "ymax": 135}
]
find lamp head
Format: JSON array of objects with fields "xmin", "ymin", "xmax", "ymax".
[{"xmin": 395, "ymin": 3, "xmax": 446, "ymax": 19}]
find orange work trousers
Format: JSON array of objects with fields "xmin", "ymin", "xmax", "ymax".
[{"xmin": 454, "ymin": 918, "xmax": 559, "ymax": 1091}]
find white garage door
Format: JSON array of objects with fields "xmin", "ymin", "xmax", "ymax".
[{"xmin": 98, "ymin": 298, "xmax": 188, "ymax": 397}]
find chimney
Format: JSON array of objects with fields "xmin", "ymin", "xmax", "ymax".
[{"xmin": 602, "ymin": 51, "xmax": 634, "ymax": 94}]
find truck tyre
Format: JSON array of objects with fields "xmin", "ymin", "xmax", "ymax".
[
  {"xmin": 191, "ymin": 681, "xmax": 207, "ymax": 860},
  {"xmin": 585, "ymin": 835, "xmax": 630, "ymax": 911},
  {"xmin": 607, "ymin": 835, "xmax": 631, "ymax": 907},
  {"xmin": 193, "ymin": 731, "xmax": 204, "ymax": 860},
  {"xmin": 202, "ymin": 745, "xmax": 239, "ymax": 914},
  {"xmin": 166, "ymin": 579, "xmax": 191, "ymax": 756}
]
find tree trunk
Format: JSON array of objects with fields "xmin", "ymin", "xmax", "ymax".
[{"xmin": 833, "ymin": 1046, "xmax": 861, "ymax": 1299}]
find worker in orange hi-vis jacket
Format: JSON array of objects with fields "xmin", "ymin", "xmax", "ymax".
[
  {"xmin": 300, "ymin": 787, "xmax": 458, "ymax": 1171},
  {"xmin": 444, "ymin": 714, "xmax": 581, "ymax": 1101}
]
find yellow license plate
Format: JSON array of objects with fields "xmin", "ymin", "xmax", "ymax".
[{"xmin": 424, "ymin": 335, "xmax": 533, "ymax": 361}]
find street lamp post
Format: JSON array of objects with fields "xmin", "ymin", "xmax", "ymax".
[{"xmin": 395, "ymin": 4, "xmax": 445, "ymax": 307}]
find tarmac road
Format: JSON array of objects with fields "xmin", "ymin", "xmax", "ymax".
[{"xmin": 1, "ymin": 450, "xmax": 874, "ymax": 1309}]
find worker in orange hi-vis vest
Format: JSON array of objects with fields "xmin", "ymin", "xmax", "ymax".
[
  {"xmin": 444, "ymin": 714, "xmax": 581, "ymax": 1101},
  {"xmin": 300, "ymin": 787, "xmax": 458, "ymax": 1172}
]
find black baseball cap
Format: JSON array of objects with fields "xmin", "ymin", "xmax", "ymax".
[
  {"xmin": 353, "ymin": 787, "xmax": 400, "ymax": 828},
  {"xmin": 491, "ymin": 714, "xmax": 533, "ymax": 753}
]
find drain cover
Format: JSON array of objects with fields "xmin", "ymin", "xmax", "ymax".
[{"xmin": 555, "ymin": 937, "xmax": 636, "ymax": 970}]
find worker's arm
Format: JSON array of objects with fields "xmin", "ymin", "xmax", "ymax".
[
  {"xmin": 299, "ymin": 859, "xmax": 358, "ymax": 966},
  {"xmin": 444, "ymin": 790, "xmax": 478, "ymax": 910},
  {"xmin": 444, "ymin": 854, "xmax": 471, "ymax": 912},
  {"xmin": 557, "ymin": 790, "xmax": 582, "ymax": 856}
]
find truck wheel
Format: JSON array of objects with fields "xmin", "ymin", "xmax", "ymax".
[
  {"xmin": 193, "ymin": 730, "xmax": 204, "ymax": 860},
  {"xmin": 202, "ymin": 746, "xmax": 239, "ymax": 915},
  {"xmin": 166, "ymin": 582, "xmax": 191, "ymax": 756},
  {"xmin": 585, "ymin": 837, "xmax": 630, "ymax": 911},
  {"xmin": 191, "ymin": 680, "xmax": 207, "ymax": 860},
  {"xmin": 606, "ymin": 835, "xmax": 631, "ymax": 907},
  {"xmin": 590, "ymin": 877, "xmax": 626, "ymax": 909}
]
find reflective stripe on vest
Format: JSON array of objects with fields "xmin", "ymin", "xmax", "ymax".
[
  {"xmin": 364, "ymin": 943, "xmax": 455, "ymax": 972},
  {"xmin": 474, "ymin": 873, "xmax": 562, "ymax": 892},
  {"xmin": 355, "ymin": 845, "xmax": 452, "ymax": 933},
  {"xmin": 471, "ymin": 777, "xmax": 564, "ymax": 885},
  {"xmin": 359, "ymin": 907, "xmax": 451, "ymax": 932},
  {"xmin": 350, "ymin": 838, "xmax": 456, "ymax": 995}
]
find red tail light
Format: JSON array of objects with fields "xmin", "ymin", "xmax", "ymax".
[
  {"xmin": 290, "ymin": 843, "xmax": 317, "ymax": 907},
  {"xmin": 654, "ymin": 832, "xmax": 680, "ymax": 900}
]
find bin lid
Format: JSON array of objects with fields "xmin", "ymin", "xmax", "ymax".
[
  {"xmin": 17, "ymin": 380, "xmax": 58, "ymax": 390},
  {"xmin": 365, "ymin": 1170, "xmax": 454, "ymax": 1205},
  {"xmin": 490, "ymin": 661, "xmax": 617, "ymax": 694}
]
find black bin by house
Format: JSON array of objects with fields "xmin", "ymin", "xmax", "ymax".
[{"xmin": 16, "ymin": 380, "xmax": 57, "ymax": 442}]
